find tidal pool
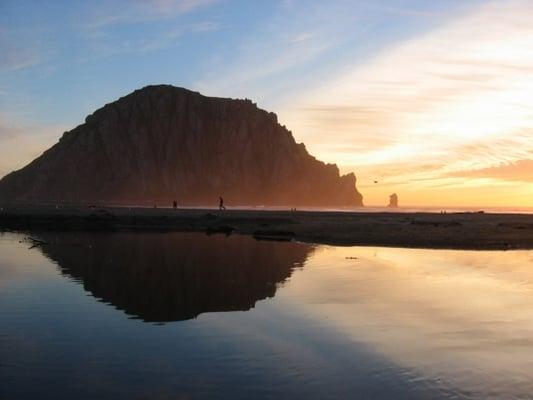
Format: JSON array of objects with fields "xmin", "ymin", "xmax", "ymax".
[{"xmin": 1, "ymin": 231, "xmax": 533, "ymax": 399}]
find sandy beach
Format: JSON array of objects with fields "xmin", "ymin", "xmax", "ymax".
[{"xmin": 2, "ymin": 204, "xmax": 533, "ymax": 250}]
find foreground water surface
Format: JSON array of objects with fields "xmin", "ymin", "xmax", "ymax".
[{"xmin": 1, "ymin": 232, "xmax": 533, "ymax": 399}]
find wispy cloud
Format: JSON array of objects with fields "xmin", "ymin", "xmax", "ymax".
[
  {"xmin": 80, "ymin": 20, "xmax": 220, "ymax": 60},
  {"xmin": 0, "ymin": 47, "xmax": 40, "ymax": 71},
  {"xmin": 85, "ymin": 0, "xmax": 218, "ymax": 27},
  {"xmin": 0, "ymin": 27, "xmax": 41, "ymax": 71},
  {"xmin": 0, "ymin": 0, "xmax": 220, "ymax": 73},
  {"xmin": 75, "ymin": 1, "xmax": 221, "ymax": 61},
  {"xmin": 195, "ymin": 1, "xmax": 363, "ymax": 103},
  {"xmin": 279, "ymin": 0, "xmax": 533, "ymax": 205},
  {"xmin": 450, "ymin": 159, "xmax": 533, "ymax": 183}
]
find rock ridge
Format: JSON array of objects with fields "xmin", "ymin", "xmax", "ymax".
[{"xmin": 0, "ymin": 85, "xmax": 363, "ymax": 207}]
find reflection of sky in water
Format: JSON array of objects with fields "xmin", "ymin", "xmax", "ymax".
[
  {"xmin": 282, "ymin": 246, "xmax": 533, "ymax": 397},
  {"xmin": 1, "ymin": 232, "xmax": 533, "ymax": 399}
]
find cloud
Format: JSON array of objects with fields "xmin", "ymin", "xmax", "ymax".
[
  {"xmin": 0, "ymin": 28, "xmax": 41, "ymax": 71},
  {"xmin": 194, "ymin": 1, "xmax": 363, "ymax": 103},
  {"xmin": 0, "ymin": 47, "xmax": 40, "ymax": 71},
  {"xmin": 277, "ymin": 0, "xmax": 533, "ymax": 205},
  {"xmin": 0, "ymin": 1, "xmax": 219, "ymax": 73},
  {"xmin": 86, "ymin": 0, "xmax": 218, "ymax": 27},
  {"xmin": 108, "ymin": 20, "xmax": 220, "ymax": 54},
  {"xmin": 289, "ymin": 32, "xmax": 316, "ymax": 44},
  {"xmin": 76, "ymin": 2, "xmax": 220, "ymax": 61},
  {"xmin": 451, "ymin": 159, "xmax": 533, "ymax": 183}
]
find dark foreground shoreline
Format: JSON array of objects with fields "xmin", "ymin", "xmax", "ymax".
[{"xmin": 1, "ymin": 204, "xmax": 533, "ymax": 250}]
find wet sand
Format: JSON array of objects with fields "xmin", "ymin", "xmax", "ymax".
[{"xmin": 1, "ymin": 204, "xmax": 533, "ymax": 249}]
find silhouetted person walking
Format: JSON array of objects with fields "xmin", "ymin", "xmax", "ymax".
[
  {"xmin": 173, "ymin": 200, "xmax": 177, "ymax": 209},
  {"xmin": 219, "ymin": 196, "xmax": 226, "ymax": 210}
]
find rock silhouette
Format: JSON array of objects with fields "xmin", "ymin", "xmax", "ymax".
[
  {"xmin": 35, "ymin": 232, "xmax": 313, "ymax": 322},
  {"xmin": 0, "ymin": 85, "xmax": 363, "ymax": 207},
  {"xmin": 388, "ymin": 193, "xmax": 398, "ymax": 208}
]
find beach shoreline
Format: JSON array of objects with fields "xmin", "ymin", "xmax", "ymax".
[{"xmin": 2, "ymin": 204, "xmax": 533, "ymax": 250}]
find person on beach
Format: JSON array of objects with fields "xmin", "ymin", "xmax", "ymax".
[{"xmin": 219, "ymin": 196, "xmax": 226, "ymax": 210}]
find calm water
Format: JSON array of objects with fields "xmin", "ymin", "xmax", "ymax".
[{"xmin": 2, "ymin": 232, "xmax": 533, "ymax": 399}]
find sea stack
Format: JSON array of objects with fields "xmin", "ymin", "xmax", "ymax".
[
  {"xmin": 0, "ymin": 85, "xmax": 363, "ymax": 207},
  {"xmin": 388, "ymin": 193, "xmax": 398, "ymax": 208}
]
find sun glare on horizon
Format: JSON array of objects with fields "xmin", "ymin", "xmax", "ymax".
[{"xmin": 279, "ymin": 0, "xmax": 533, "ymax": 208}]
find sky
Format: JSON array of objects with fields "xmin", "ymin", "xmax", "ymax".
[{"xmin": 1, "ymin": 0, "xmax": 533, "ymax": 208}]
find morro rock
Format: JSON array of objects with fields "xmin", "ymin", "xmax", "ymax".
[{"xmin": 0, "ymin": 85, "xmax": 363, "ymax": 207}]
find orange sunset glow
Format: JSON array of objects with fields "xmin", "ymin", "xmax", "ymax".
[{"xmin": 276, "ymin": 1, "xmax": 533, "ymax": 207}]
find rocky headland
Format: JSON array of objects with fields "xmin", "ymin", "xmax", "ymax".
[{"xmin": 0, "ymin": 85, "xmax": 363, "ymax": 207}]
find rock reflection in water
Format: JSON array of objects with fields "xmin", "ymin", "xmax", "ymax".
[{"xmin": 36, "ymin": 232, "xmax": 313, "ymax": 322}]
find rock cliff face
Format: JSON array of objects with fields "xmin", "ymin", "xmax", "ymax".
[{"xmin": 0, "ymin": 85, "xmax": 363, "ymax": 206}]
